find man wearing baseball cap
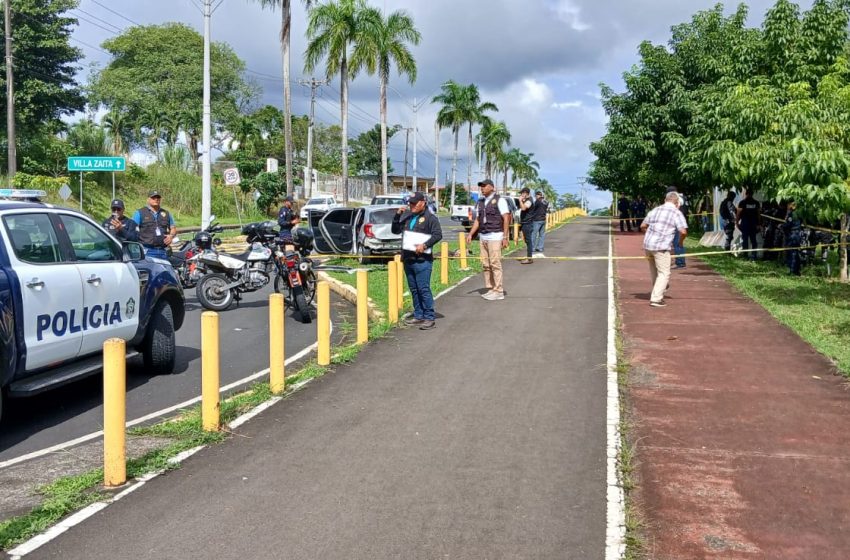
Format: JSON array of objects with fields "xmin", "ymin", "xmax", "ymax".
[
  {"xmin": 467, "ymin": 179, "xmax": 511, "ymax": 300},
  {"xmin": 132, "ymin": 191, "xmax": 176, "ymax": 259},
  {"xmin": 277, "ymin": 195, "xmax": 300, "ymax": 241},
  {"xmin": 102, "ymin": 199, "xmax": 139, "ymax": 242}
]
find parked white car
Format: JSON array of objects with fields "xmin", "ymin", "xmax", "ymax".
[{"xmin": 299, "ymin": 196, "xmax": 339, "ymax": 219}]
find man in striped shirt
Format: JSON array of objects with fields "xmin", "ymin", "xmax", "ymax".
[{"xmin": 640, "ymin": 191, "xmax": 688, "ymax": 307}]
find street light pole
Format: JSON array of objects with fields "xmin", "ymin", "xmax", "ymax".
[
  {"xmin": 201, "ymin": 0, "xmax": 212, "ymax": 230},
  {"xmin": 412, "ymin": 98, "xmax": 418, "ymax": 191},
  {"xmin": 5, "ymin": 0, "xmax": 17, "ymax": 185}
]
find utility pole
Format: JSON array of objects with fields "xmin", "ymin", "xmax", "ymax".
[
  {"xmin": 402, "ymin": 127, "xmax": 411, "ymax": 190},
  {"xmin": 299, "ymin": 77, "xmax": 327, "ymax": 199},
  {"xmin": 412, "ymin": 97, "xmax": 418, "ymax": 191},
  {"xmin": 201, "ymin": 0, "xmax": 212, "ymax": 229},
  {"xmin": 4, "ymin": 0, "xmax": 16, "ymax": 185},
  {"xmin": 434, "ymin": 121, "xmax": 440, "ymax": 209}
]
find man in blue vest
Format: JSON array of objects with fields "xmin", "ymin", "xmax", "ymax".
[
  {"xmin": 132, "ymin": 191, "xmax": 176, "ymax": 260},
  {"xmin": 467, "ymin": 179, "xmax": 511, "ymax": 301}
]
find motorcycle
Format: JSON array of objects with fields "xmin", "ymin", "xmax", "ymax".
[
  {"xmin": 168, "ymin": 218, "xmax": 223, "ymax": 289},
  {"xmin": 273, "ymin": 228, "xmax": 317, "ymax": 324},
  {"xmin": 195, "ymin": 221, "xmax": 280, "ymax": 312}
]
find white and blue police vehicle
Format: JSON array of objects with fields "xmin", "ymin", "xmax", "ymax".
[{"xmin": 0, "ymin": 190, "xmax": 185, "ymax": 421}]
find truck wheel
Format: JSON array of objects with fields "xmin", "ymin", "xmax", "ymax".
[
  {"xmin": 143, "ymin": 302, "xmax": 176, "ymax": 375},
  {"xmin": 358, "ymin": 246, "xmax": 371, "ymax": 265},
  {"xmin": 196, "ymin": 274, "xmax": 233, "ymax": 311}
]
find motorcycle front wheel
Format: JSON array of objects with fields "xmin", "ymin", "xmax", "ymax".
[{"xmin": 196, "ymin": 273, "xmax": 234, "ymax": 311}]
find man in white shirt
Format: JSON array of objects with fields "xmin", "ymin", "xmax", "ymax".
[
  {"xmin": 467, "ymin": 179, "xmax": 511, "ymax": 300},
  {"xmin": 640, "ymin": 191, "xmax": 688, "ymax": 308}
]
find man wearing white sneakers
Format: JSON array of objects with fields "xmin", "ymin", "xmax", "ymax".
[
  {"xmin": 640, "ymin": 191, "xmax": 688, "ymax": 308},
  {"xmin": 531, "ymin": 190, "xmax": 549, "ymax": 257},
  {"xmin": 467, "ymin": 179, "xmax": 511, "ymax": 301}
]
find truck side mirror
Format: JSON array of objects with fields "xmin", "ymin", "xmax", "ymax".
[{"xmin": 123, "ymin": 242, "xmax": 145, "ymax": 262}]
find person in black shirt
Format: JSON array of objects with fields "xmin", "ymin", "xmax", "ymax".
[
  {"xmin": 102, "ymin": 199, "xmax": 139, "ymax": 243},
  {"xmin": 531, "ymin": 191, "xmax": 549, "ymax": 256},
  {"xmin": 277, "ymin": 196, "xmax": 299, "ymax": 240},
  {"xmin": 518, "ymin": 187, "xmax": 534, "ymax": 264},
  {"xmin": 783, "ymin": 200, "xmax": 802, "ymax": 275},
  {"xmin": 719, "ymin": 190, "xmax": 737, "ymax": 251},
  {"xmin": 736, "ymin": 189, "xmax": 761, "ymax": 260},
  {"xmin": 617, "ymin": 195, "xmax": 632, "ymax": 232},
  {"xmin": 391, "ymin": 192, "xmax": 443, "ymax": 330}
]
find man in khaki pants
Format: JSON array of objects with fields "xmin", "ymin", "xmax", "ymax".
[
  {"xmin": 640, "ymin": 191, "xmax": 688, "ymax": 307},
  {"xmin": 467, "ymin": 179, "xmax": 511, "ymax": 300}
]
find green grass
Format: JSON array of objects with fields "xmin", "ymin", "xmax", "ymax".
[{"xmin": 685, "ymin": 237, "xmax": 850, "ymax": 376}]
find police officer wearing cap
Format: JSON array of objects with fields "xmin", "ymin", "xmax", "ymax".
[
  {"xmin": 132, "ymin": 191, "xmax": 176, "ymax": 259},
  {"xmin": 277, "ymin": 195, "xmax": 299, "ymax": 240},
  {"xmin": 391, "ymin": 191, "xmax": 443, "ymax": 330},
  {"xmin": 102, "ymin": 199, "xmax": 139, "ymax": 242}
]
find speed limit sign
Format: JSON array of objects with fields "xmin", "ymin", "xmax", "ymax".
[{"xmin": 223, "ymin": 168, "xmax": 241, "ymax": 186}]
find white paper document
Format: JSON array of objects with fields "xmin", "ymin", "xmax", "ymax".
[{"xmin": 402, "ymin": 230, "xmax": 432, "ymax": 253}]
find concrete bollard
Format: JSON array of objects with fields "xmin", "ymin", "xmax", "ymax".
[
  {"xmin": 458, "ymin": 232, "xmax": 469, "ymax": 270},
  {"xmin": 202, "ymin": 311, "xmax": 220, "ymax": 432},
  {"xmin": 513, "ymin": 222, "xmax": 520, "ymax": 248},
  {"xmin": 103, "ymin": 338, "xmax": 126, "ymax": 487},
  {"xmin": 388, "ymin": 260, "xmax": 399, "ymax": 324},
  {"xmin": 441, "ymin": 241, "xmax": 449, "ymax": 285},
  {"xmin": 317, "ymin": 281, "xmax": 330, "ymax": 366},
  {"xmin": 269, "ymin": 293, "xmax": 285, "ymax": 394},
  {"xmin": 356, "ymin": 270, "xmax": 368, "ymax": 344}
]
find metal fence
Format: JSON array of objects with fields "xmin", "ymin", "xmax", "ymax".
[{"xmin": 310, "ymin": 172, "xmax": 382, "ymax": 204}]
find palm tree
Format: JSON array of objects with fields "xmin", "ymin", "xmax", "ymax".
[
  {"xmin": 433, "ymin": 80, "xmax": 466, "ymax": 206},
  {"xmin": 461, "ymin": 84, "xmax": 497, "ymax": 189},
  {"xmin": 305, "ymin": 0, "xmax": 370, "ymax": 205},
  {"xmin": 352, "ymin": 8, "xmax": 420, "ymax": 195},
  {"xmin": 250, "ymin": 0, "xmax": 316, "ymax": 199},
  {"xmin": 477, "ymin": 119, "xmax": 511, "ymax": 179},
  {"xmin": 102, "ymin": 110, "xmax": 130, "ymax": 157}
]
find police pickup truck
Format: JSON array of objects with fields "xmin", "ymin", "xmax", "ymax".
[{"xmin": 0, "ymin": 190, "xmax": 185, "ymax": 421}]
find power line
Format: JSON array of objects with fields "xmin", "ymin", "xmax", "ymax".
[
  {"xmin": 71, "ymin": 11, "xmax": 124, "ymax": 35},
  {"xmin": 87, "ymin": 0, "xmax": 142, "ymax": 26}
]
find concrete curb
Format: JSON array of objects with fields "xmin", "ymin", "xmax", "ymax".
[{"xmin": 316, "ymin": 271, "xmax": 386, "ymax": 323}]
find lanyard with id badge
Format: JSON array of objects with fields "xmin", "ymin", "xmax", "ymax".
[{"xmin": 150, "ymin": 208, "xmax": 165, "ymax": 238}]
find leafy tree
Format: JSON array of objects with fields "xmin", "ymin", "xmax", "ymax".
[
  {"xmin": 305, "ymin": 0, "xmax": 373, "ymax": 204},
  {"xmin": 90, "ymin": 23, "xmax": 256, "ymax": 163},
  {"xmin": 352, "ymin": 7, "xmax": 420, "ymax": 193},
  {"xmin": 433, "ymin": 80, "xmax": 467, "ymax": 206},
  {"xmin": 461, "ymin": 84, "xmax": 498, "ymax": 189},
  {"xmin": 349, "ymin": 123, "xmax": 400, "ymax": 175},
  {"xmin": 477, "ymin": 119, "xmax": 511, "ymax": 179},
  {"xmin": 0, "ymin": 0, "xmax": 85, "ymax": 172}
]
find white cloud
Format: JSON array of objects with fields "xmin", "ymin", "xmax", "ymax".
[
  {"xmin": 556, "ymin": 0, "xmax": 591, "ymax": 32},
  {"xmin": 551, "ymin": 100, "xmax": 584, "ymax": 110}
]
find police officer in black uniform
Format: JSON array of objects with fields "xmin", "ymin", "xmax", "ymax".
[
  {"xmin": 132, "ymin": 191, "xmax": 176, "ymax": 260},
  {"xmin": 783, "ymin": 200, "xmax": 803, "ymax": 276},
  {"xmin": 719, "ymin": 190, "xmax": 737, "ymax": 251},
  {"xmin": 277, "ymin": 196, "xmax": 299, "ymax": 241},
  {"xmin": 102, "ymin": 199, "xmax": 139, "ymax": 242}
]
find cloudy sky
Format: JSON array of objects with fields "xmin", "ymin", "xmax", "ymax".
[{"xmin": 70, "ymin": 0, "xmax": 807, "ymax": 209}]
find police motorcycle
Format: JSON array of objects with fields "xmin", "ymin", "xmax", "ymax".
[
  {"xmin": 194, "ymin": 221, "xmax": 281, "ymax": 312},
  {"xmin": 168, "ymin": 217, "xmax": 224, "ymax": 289},
  {"xmin": 273, "ymin": 228, "xmax": 317, "ymax": 324}
]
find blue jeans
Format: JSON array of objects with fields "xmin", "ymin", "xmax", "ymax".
[
  {"xmin": 143, "ymin": 246, "xmax": 169, "ymax": 260},
  {"xmin": 521, "ymin": 222, "xmax": 534, "ymax": 258},
  {"xmin": 532, "ymin": 221, "xmax": 546, "ymax": 253},
  {"xmin": 672, "ymin": 235, "xmax": 685, "ymax": 267},
  {"xmin": 404, "ymin": 260, "xmax": 435, "ymax": 321}
]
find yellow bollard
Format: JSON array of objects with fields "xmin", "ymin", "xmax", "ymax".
[
  {"xmin": 202, "ymin": 311, "xmax": 220, "ymax": 432},
  {"xmin": 394, "ymin": 254, "xmax": 404, "ymax": 310},
  {"xmin": 387, "ymin": 261, "xmax": 399, "ymax": 324},
  {"xmin": 269, "ymin": 293, "xmax": 285, "ymax": 394},
  {"xmin": 356, "ymin": 269, "xmax": 368, "ymax": 344},
  {"xmin": 103, "ymin": 338, "xmax": 126, "ymax": 487},
  {"xmin": 513, "ymin": 222, "xmax": 520, "ymax": 248},
  {"xmin": 317, "ymin": 281, "xmax": 331, "ymax": 366},
  {"xmin": 458, "ymin": 232, "xmax": 469, "ymax": 270},
  {"xmin": 441, "ymin": 241, "xmax": 449, "ymax": 285}
]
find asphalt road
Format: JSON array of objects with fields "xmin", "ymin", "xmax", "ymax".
[
  {"xmin": 28, "ymin": 218, "xmax": 611, "ymax": 559},
  {"xmin": 0, "ymin": 285, "xmax": 353, "ymax": 464}
]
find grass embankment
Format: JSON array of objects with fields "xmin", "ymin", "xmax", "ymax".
[{"xmin": 685, "ymin": 237, "xmax": 850, "ymax": 376}]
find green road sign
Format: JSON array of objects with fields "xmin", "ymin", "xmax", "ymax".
[{"xmin": 67, "ymin": 156, "xmax": 126, "ymax": 172}]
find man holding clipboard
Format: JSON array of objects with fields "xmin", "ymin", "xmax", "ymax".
[{"xmin": 391, "ymin": 192, "xmax": 443, "ymax": 330}]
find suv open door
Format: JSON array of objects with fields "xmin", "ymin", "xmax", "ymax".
[
  {"xmin": 308, "ymin": 210, "xmax": 334, "ymax": 254},
  {"xmin": 317, "ymin": 208, "xmax": 360, "ymax": 255}
]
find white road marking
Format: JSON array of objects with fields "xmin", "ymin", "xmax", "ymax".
[
  {"xmin": 0, "ymin": 341, "xmax": 319, "ymax": 470},
  {"xmin": 605, "ymin": 222, "xmax": 627, "ymax": 559}
]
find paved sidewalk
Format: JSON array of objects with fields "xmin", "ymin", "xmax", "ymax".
[
  {"xmin": 27, "ymin": 219, "xmax": 610, "ymax": 560},
  {"xmin": 615, "ymin": 231, "xmax": 850, "ymax": 559}
]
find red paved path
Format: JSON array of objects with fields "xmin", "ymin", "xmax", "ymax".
[{"xmin": 615, "ymin": 231, "xmax": 850, "ymax": 559}]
